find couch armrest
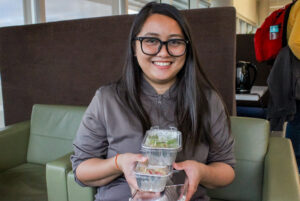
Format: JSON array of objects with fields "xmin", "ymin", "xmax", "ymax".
[
  {"xmin": 46, "ymin": 152, "xmax": 73, "ymax": 201},
  {"xmin": 0, "ymin": 121, "xmax": 30, "ymax": 172},
  {"xmin": 67, "ymin": 171, "xmax": 96, "ymax": 201},
  {"xmin": 263, "ymin": 137, "xmax": 300, "ymax": 201}
]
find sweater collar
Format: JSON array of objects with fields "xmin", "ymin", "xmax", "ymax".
[{"xmin": 140, "ymin": 76, "xmax": 177, "ymax": 100}]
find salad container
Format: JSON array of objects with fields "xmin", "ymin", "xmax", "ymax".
[
  {"xmin": 134, "ymin": 163, "xmax": 172, "ymax": 192},
  {"xmin": 142, "ymin": 127, "xmax": 182, "ymax": 166}
]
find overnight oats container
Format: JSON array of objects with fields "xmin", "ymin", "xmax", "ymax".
[
  {"xmin": 134, "ymin": 162, "xmax": 172, "ymax": 192},
  {"xmin": 141, "ymin": 127, "xmax": 182, "ymax": 166}
]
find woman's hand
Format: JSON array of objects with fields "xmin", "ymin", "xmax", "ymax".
[
  {"xmin": 173, "ymin": 160, "xmax": 205, "ymax": 201},
  {"xmin": 117, "ymin": 153, "xmax": 147, "ymax": 192}
]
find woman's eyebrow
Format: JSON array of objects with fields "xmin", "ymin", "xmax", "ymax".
[
  {"xmin": 144, "ymin": 32, "xmax": 159, "ymax": 37},
  {"xmin": 169, "ymin": 34, "xmax": 184, "ymax": 38},
  {"xmin": 143, "ymin": 32, "xmax": 184, "ymax": 38}
]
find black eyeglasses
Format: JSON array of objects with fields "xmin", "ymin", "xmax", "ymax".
[{"xmin": 134, "ymin": 37, "xmax": 189, "ymax": 57}]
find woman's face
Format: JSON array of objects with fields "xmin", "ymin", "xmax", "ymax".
[{"xmin": 135, "ymin": 14, "xmax": 186, "ymax": 93}]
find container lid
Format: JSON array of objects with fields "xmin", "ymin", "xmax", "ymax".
[{"xmin": 142, "ymin": 126, "xmax": 182, "ymax": 150}]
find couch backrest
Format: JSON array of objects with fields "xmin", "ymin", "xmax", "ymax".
[
  {"xmin": 27, "ymin": 104, "xmax": 86, "ymax": 164},
  {"xmin": 0, "ymin": 7, "xmax": 236, "ymax": 126},
  {"xmin": 208, "ymin": 116, "xmax": 270, "ymax": 201}
]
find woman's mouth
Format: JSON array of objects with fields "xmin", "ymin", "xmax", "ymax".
[{"xmin": 152, "ymin": 61, "xmax": 173, "ymax": 69}]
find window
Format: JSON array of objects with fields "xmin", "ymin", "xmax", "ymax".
[
  {"xmin": 128, "ymin": 0, "xmax": 210, "ymax": 14},
  {"xmin": 198, "ymin": 1, "xmax": 210, "ymax": 8},
  {"xmin": 237, "ymin": 18, "xmax": 257, "ymax": 34},
  {"xmin": 128, "ymin": 0, "xmax": 159, "ymax": 14},
  {"xmin": 45, "ymin": 0, "xmax": 113, "ymax": 22},
  {"xmin": 161, "ymin": 0, "xmax": 189, "ymax": 10},
  {"xmin": 0, "ymin": 0, "xmax": 24, "ymax": 27}
]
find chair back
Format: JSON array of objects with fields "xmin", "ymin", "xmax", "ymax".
[
  {"xmin": 208, "ymin": 116, "xmax": 270, "ymax": 201},
  {"xmin": 27, "ymin": 104, "xmax": 86, "ymax": 164}
]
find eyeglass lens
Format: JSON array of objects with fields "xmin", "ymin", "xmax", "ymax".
[{"xmin": 141, "ymin": 38, "xmax": 186, "ymax": 57}]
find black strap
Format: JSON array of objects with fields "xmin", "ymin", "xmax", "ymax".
[{"xmin": 282, "ymin": 2, "xmax": 296, "ymax": 47}]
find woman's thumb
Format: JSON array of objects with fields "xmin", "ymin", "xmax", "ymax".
[
  {"xmin": 137, "ymin": 154, "xmax": 148, "ymax": 162},
  {"xmin": 173, "ymin": 162, "xmax": 185, "ymax": 170}
]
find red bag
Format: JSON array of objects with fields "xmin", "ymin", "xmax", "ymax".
[{"xmin": 254, "ymin": 3, "xmax": 294, "ymax": 62}]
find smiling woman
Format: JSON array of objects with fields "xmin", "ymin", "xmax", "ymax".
[{"xmin": 71, "ymin": 2, "xmax": 235, "ymax": 201}]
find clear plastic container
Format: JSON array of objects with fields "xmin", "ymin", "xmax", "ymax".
[
  {"xmin": 135, "ymin": 163, "xmax": 172, "ymax": 192},
  {"xmin": 131, "ymin": 169, "xmax": 188, "ymax": 201},
  {"xmin": 142, "ymin": 127, "xmax": 182, "ymax": 166},
  {"xmin": 130, "ymin": 185, "xmax": 186, "ymax": 201}
]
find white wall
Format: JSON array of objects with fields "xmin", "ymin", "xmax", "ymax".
[
  {"xmin": 257, "ymin": 0, "xmax": 269, "ymax": 26},
  {"xmin": 211, "ymin": 0, "xmax": 257, "ymax": 26},
  {"xmin": 233, "ymin": 0, "xmax": 258, "ymax": 25}
]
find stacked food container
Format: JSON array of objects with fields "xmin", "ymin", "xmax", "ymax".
[{"xmin": 134, "ymin": 127, "xmax": 182, "ymax": 192}]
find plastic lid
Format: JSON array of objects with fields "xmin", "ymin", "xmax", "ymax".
[{"xmin": 142, "ymin": 126, "xmax": 182, "ymax": 150}]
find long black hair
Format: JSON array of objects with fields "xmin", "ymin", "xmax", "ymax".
[{"xmin": 117, "ymin": 2, "xmax": 230, "ymax": 151}]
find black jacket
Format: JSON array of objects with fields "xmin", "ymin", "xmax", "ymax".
[{"xmin": 267, "ymin": 46, "xmax": 300, "ymax": 130}]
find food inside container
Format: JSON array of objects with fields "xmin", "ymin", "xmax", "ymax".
[
  {"xmin": 135, "ymin": 163, "xmax": 172, "ymax": 192},
  {"xmin": 136, "ymin": 163, "xmax": 169, "ymax": 175},
  {"xmin": 143, "ymin": 127, "xmax": 182, "ymax": 150},
  {"xmin": 142, "ymin": 127, "xmax": 182, "ymax": 166}
]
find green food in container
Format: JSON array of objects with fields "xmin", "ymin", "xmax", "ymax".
[{"xmin": 145, "ymin": 133, "xmax": 179, "ymax": 148}]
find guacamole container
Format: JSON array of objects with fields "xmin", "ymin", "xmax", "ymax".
[
  {"xmin": 134, "ymin": 163, "xmax": 172, "ymax": 192},
  {"xmin": 142, "ymin": 127, "xmax": 182, "ymax": 166}
]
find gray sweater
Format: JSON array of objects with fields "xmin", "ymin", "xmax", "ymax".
[{"xmin": 71, "ymin": 78, "xmax": 235, "ymax": 201}]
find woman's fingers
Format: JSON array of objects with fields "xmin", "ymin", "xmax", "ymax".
[
  {"xmin": 185, "ymin": 182, "xmax": 197, "ymax": 201},
  {"xmin": 118, "ymin": 153, "xmax": 148, "ymax": 191},
  {"xmin": 173, "ymin": 161, "xmax": 185, "ymax": 170},
  {"xmin": 173, "ymin": 161, "xmax": 202, "ymax": 201}
]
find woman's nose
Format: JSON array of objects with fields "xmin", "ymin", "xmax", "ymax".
[{"xmin": 156, "ymin": 44, "xmax": 170, "ymax": 57}]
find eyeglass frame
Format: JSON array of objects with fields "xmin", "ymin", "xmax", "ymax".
[{"xmin": 133, "ymin": 36, "xmax": 189, "ymax": 57}]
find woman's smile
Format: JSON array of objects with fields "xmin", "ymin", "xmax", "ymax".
[{"xmin": 152, "ymin": 61, "xmax": 173, "ymax": 69}]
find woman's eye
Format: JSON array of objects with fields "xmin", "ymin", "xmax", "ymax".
[
  {"xmin": 144, "ymin": 38, "xmax": 159, "ymax": 44},
  {"xmin": 169, "ymin": 40, "xmax": 183, "ymax": 46}
]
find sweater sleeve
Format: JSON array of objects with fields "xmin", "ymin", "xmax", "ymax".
[
  {"xmin": 70, "ymin": 88, "xmax": 108, "ymax": 186},
  {"xmin": 207, "ymin": 91, "xmax": 236, "ymax": 169},
  {"xmin": 288, "ymin": 9, "xmax": 300, "ymax": 60}
]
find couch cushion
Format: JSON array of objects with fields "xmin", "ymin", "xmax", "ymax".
[
  {"xmin": 0, "ymin": 163, "xmax": 47, "ymax": 201},
  {"xmin": 208, "ymin": 116, "xmax": 269, "ymax": 201},
  {"xmin": 27, "ymin": 104, "xmax": 86, "ymax": 164}
]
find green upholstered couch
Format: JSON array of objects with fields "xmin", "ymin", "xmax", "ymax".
[
  {"xmin": 49, "ymin": 115, "xmax": 300, "ymax": 201},
  {"xmin": 1, "ymin": 104, "xmax": 300, "ymax": 201},
  {"xmin": 0, "ymin": 104, "xmax": 86, "ymax": 201}
]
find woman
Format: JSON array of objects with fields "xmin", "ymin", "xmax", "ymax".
[{"xmin": 71, "ymin": 2, "xmax": 235, "ymax": 201}]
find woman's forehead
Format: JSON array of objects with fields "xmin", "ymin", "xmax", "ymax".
[{"xmin": 138, "ymin": 14, "xmax": 183, "ymax": 37}]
